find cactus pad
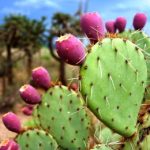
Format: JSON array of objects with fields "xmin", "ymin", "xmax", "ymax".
[
  {"xmin": 35, "ymin": 85, "xmax": 90, "ymax": 150},
  {"xmin": 16, "ymin": 129, "xmax": 58, "ymax": 150},
  {"xmin": 80, "ymin": 38, "xmax": 147, "ymax": 137}
]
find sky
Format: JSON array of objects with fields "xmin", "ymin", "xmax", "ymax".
[{"xmin": 0, "ymin": 0, "xmax": 150, "ymax": 32}]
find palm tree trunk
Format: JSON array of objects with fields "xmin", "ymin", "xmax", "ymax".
[
  {"xmin": 59, "ymin": 61, "xmax": 66, "ymax": 85},
  {"xmin": 6, "ymin": 44, "xmax": 13, "ymax": 85}
]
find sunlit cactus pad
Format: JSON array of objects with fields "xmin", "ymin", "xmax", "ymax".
[
  {"xmin": 16, "ymin": 129, "xmax": 58, "ymax": 150},
  {"xmin": 80, "ymin": 38, "xmax": 147, "ymax": 137},
  {"xmin": 35, "ymin": 85, "xmax": 91, "ymax": 150}
]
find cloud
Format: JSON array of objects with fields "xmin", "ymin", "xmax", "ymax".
[{"xmin": 14, "ymin": 0, "xmax": 60, "ymax": 9}]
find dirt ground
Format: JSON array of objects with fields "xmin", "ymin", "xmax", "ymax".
[{"xmin": 0, "ymin": 104, "xmax": 30, "ymax": 142}]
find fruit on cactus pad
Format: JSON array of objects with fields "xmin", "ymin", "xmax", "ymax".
[
  {"xmin": 2, "ymin": 112, "xmax": 21, "ymax": 133},
  {"xmin": 32, "ymin": 67, "xmax": 51, "ymax": 90},
  {"xmin": 19, "ymin": 84, "xmax": 41, "ymax": 104},
  {"xmin": 21, "ymin": 106, "xmax": 33, "ymax": 116},
  {"xmin": 56, "ymin": 34, "xmax": 85, "ymax": 65},
  {"xmin": 0, "ymin": 139, "xmax": 20, "ymax": 150},
  {"xmin": 133, "ymin": 13, "xmax": 147, "ymax": 30},
  {"xmin": 105, "ymin": 21, "xmax": 116, "ymax": 33},
  {"xmin": 80, "ymin": 12, "xmax": 105, "ymax": 43},
  {"xmin": 115, "ymin": 17, "xmax": 127, "ymax": 33}
]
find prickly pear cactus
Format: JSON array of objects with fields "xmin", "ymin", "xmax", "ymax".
[
  {"xmin": 34, "ymin": 85, "xmax": 91, "ymax": 150},
  {"xmin": 91, "ymin": 144, "xmax": 112, "ymax": 150},
  {"xmin": 16, "ymin": 129, "xmax": 58, "ymax": 150},
  {"xmin": 80, "ymin": 38, "xmax": 147, "ymax": 137}
]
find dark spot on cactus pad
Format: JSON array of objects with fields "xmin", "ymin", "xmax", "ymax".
[
  {"xmin": 90, "ymin": 82, "xmax": 93, "ymax": 86},
  {"xmin": 69, "ymin": 100, "xmax": 73, "ymax": 104},
  {"xmin": 62, "ymin": 126, "xmax": 65, "ymax": 130},
  {"xmin": 36, "ymin": 131, "xmax": 39, "ymax": 135},
  {"xmin": 97, "ymin": 56, "xmax": 100, "ymax": 61},
  {"xmin": 128, "ymin": 115, "xmax": 131, "ymax": 118},
  {"xmin": 47, "ymin": 104, "xmax": 50, "ymax": 108},
  {"xmin": 117, "ymin": 106, "xmax": 120, "ymax": 109},
  {"xmin": 59, "ymin": 108, "xmax": 62, "ymax": 112},
  {"xmin": 60, "ymin": 95, "xmax": 63, "ymax": 99},
  {"xmin": 141, "ymin": 81, "xmax": 144, "ymax": 85},
  {"xmin": 108, "ymin": 73, "xmax": 111, "ymax": 78},
  {"xmin": 60, "ymin": 136, "xmax": 64, "ymax": 140},
  {"xmin": 37, "ymin": 114, "xmax": 40, "ymax": 118},
  {"xmin": 26, "ymin": 144, "xmax": 29, "ymax": 148},
  {"xmin": 39, "ymin": 143, "xmax": 42, "ymax": 147},
  {"xmin": 129, "ymin": 92, "xmax": 132, "ymax": 96},
  {"xmin": 75, "ymin": 130, "xmax": 78, "ymax": 134},
  {"xmin": 68, "ymin": 117, "xmax": 72, "ymax": 121},
  {"xmin": 114, "ymin": 48, "xmax": 118, "ymax": 53},
  {"xmin": 51, "ymin": 117, "xmax": 55, "ymax": 120},
  {"xmin": 125, "ymin": 126, "xmax": 129, "ymax": 130},
  {"xmin": 111, "ymin": 118, "xmax": 114, "ymax": 122},
  {"xmin": 81, "ymin": 118, "xmax": 84, "ymax": 122},
  {"xmin": 26, "ymin": 133, "xmax": 29, "ymax": 137},
  {"xmin": 71, "ymin": 140, "xmax": 74, "ymax": 143},
  {"xmin": 123, "ymin": 39, "xmax": 127, "ymax": 43},
  {"xmin": 84, "ymin": 65, "xmax": 88, "ymax": 70},
  {"xmin": 76, "ymin": 107, "xmax": 80, "ymax": 111},
  {"xmin": 78, "ymin": 147, "xmax": 81, "ymax": 150},
  {"xmin": 49, "ymin": 91, "xmax": 53, "ymax": 95},
  {"xmin": 48, "ymin": 126, "xmax": 51, "ymax": 130},
  {"xmin": 125, "ymin": 59, "xmax": 129, "ymax": 64}
]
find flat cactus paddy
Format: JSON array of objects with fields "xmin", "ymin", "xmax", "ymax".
[
  {"xmin": 80, "ymin": 38, "xmax": 147, "ymax": 137},
  {"xmin": 16, "ymin": 129, "xmax": 58, "ymax": 150},
  {"xmin": 34, "ymin": 85, "xmax": 91, "ymax": 150}
]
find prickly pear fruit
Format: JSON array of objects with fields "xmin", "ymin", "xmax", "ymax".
[
  {"xmin": 56, "ymin": 34, "xmax": 85, "ymax": 65},
  {"xmin": 19, "ymin": 84, "xmax": 41, "ymax": 104},
  {"xmin": 133, "ymin": 13, "xmax": 147, "ymax": 30},
  {"xmin": 0, "ymin": 140, "xmax": 20, "ymax": 150},
  {"xmin": 105, "ymin": 21, "xmax": 116, "ymax": 33},
  {"xmin": 80, "ymin": 12, "xmax": 105, "ymax": 43},
  {"xmin": 115, "ymin": 17, "xmax": 126, "ymax": 33},
  {"xmin": 22, "ymin": 106, "xmax": 33, "ymax": 116},
  {"xmin": 2, "ymin": 112, "xmax": 21, "ymax": 133},
  {"xmin": 32, "ymin": 67, "xmax": 51, "ymax": 90}
]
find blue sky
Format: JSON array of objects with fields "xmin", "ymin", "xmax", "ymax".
[{"xmin": 0, "ymin": 0, "xmax": 150, "ymax": 32}]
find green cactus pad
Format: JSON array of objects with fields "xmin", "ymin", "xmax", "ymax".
[
  {"xmin": 91, "ymin": 144, "xmax": 112, "ymax": 150},
  {"xmin": 35, "ymin": 85, "xmax": 90, "ymax": 150},
  {"xmin": 16, "ymin": 129, "xmax": 58, "ymax": 150},
  {"xmin": 80, "ymin": 38, "xmax": 147, "ymax": 137}
]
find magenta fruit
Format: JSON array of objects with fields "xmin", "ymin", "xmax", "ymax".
[
  {"xmin": 80, "ymin": 12, "xmax": 105, "ymax": 43},
  {"xmin": 19, "ymin": 84, "xmax": 41, "ymax": 104},
  {"xmin": 105, "ymin": 20, "xmax": 116, "ymax": 33},
  {"xmin": 32, "ymin": 67, "xmax": 51, "ymax": 90},
  {"xmin": 0, "ymin": 140, "xmax": 20, "ymax": 150},
  {"xmin": 2, "ymin": 112, "xmax": 21, "ymax": 133},
  {"xmin": 133, "ymin": 13, "xmax": 147, "ymax": 30},
  {"xmin": 115, "ymin": 17, "xmax": 127, "ymax": 33},
  {"xmin": 56, "ymin": 34, "xmax": 85, "ymax": 65},
  {"xmin": 21, "ymin": 106, "xmax": 33, "ymax": 116}
]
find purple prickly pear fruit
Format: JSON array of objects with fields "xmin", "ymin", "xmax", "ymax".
[
  {"xmin": 56, "ymin": 34, "xmax": 85, "ymax": 65},
  {"xmin": 105, "ymin": 21, "xmax": 116, "ymax": 33},
  {"xmin": 80, "ymin": 12, "xmax": 105, "ymax": 43},
  {"xmin": 19, "ymin": 84, "xmax": 41, "ymax": 104},
  {"xmin": 2, "ymin": 112, "xmax": 21, "ymax": 133},
  {"xmin": 32, "ymin": 67, "xmax": 51, "ymax": 90},
  {"xmin": 70, "ymin": 83, "xmax": 78, "ymax": 91},
  {"xmin": 133, "ymin": 13, "xmax": 147, "ymax": 30},
  {"xmin": 115, "ymin": 17, "xmax": 127, "ymax": 33},
  {"xmin": 0, "ymin": 140, "xmax": 20, "ymax": 150},
  {"xmin": 21, "ymin": 106, "xmax": 33, "ymax": 116}
]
